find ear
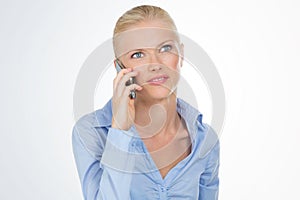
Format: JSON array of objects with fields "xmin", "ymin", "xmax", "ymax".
[
  {"xmin": 179, "ymin": 43, "xmax": 184, "ymax": 67},
  {"xmin": 114, "ymin": 58, "xmax": 121, "ymax": 69},
  {"xmin": 113, "ymin": 59, "xmax": 117, "ymax": 68}
]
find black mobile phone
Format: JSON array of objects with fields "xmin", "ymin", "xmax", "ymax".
[{"xmin": 115, "ymin": 59, "xmax": 136, "ymax": 99}]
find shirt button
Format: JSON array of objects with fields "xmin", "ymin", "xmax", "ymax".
[{"xmin": 160, "ymin": 187, "xmax": 165, "ymax": 192}]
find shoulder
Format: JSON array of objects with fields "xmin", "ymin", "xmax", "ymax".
[
  {"xmin": 73, "ymin": 98, "xmax": 112, "ymax": 131},
  {"xmin": 73, "ymin": 111, "xmax": 100, "ymax": 130},
  {"xmin": 197, "ymin": 123, "xmax": 220, "ymax": 160},
  {"xmin": 72, "ymin": 100, "xmax": 112, "ymax": 160},
  {"xmin": 73, "ymin": 98, "xmax": 112, "ymax": 134}
]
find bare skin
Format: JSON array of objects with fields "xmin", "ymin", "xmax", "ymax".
[
  {"xmin": 139, "ymin": 111, "xmax": 191, "ymax": 179},
  {"xmin": 112, "ymin": 19, "xmax": 190, "ymax": 179},
  {"xmin": 134, "ymin": 93, "xmax": 191, "ymax": 178}
]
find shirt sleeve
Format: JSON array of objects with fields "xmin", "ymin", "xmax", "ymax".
[
  {"xmin": 72, "ymin": 113, "xmax": 135, "ymax": 200},
  {"xmin": 198, "ymin": 127, "xmax": 220, "ymax": 200},
  {"xmin": 72, "ymin": 113, "xmax": 106, "ymax": 200}
]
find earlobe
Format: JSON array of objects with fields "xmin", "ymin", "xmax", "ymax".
[{"xmin": 113, "ymin": 59, "xmax": 118, "ymax": 67}]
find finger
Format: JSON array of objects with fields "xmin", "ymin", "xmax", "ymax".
[
  {"xmin": 116, "ymin": 83, "xmax": 142, "ymax": 98},
  {"xmin": 114, "ymin": 71, "xmax": 139, "ymax": 96},
  {"xmin": 113, "ymin": 68, "xmax": 132, "ymax": 90},
  {"xmin": 117, "ymin": 71, "xmax": 139, "ymax": 89},
  {"xmin": 121, "ymin": 83, "xmax": 143, "ymax": 98},
  {"xmin": 115, "ymin": 83, "xmax": 142, "ymax": 99}
]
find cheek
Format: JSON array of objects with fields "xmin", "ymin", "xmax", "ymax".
[
  {"xmin": 162, "ymin": 55, "xmax": 180, "ymax": 69},
  {"xmin": 168, "ymin": 69, "xmax": 180, "ymax": 86},
  {"xmin": 164, "ymin": 55, "xmax": 180, "ymax": 75}
]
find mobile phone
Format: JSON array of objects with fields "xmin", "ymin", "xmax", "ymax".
[{"xmin": 115, "ymin": 59, "xmax": 136, "ymax": 99}]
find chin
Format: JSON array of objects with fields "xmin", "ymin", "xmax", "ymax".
[{"xmin": 138, "ymin": 86, "xmax": 176, "ymax": 100}]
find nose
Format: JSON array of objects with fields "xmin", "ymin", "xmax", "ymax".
[
  {"xmin": 148, "ymin": 64, "xmax": 162, "ymax": 72},
  {"xmin": 147, "ymin": 50, "xmax": 162, "ymax": 72}
]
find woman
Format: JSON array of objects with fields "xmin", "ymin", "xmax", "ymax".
[{"xmin": 72, "ymin": 5, "xmax": 220, "ymax": 200}]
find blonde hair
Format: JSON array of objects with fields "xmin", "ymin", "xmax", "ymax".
[{"xmin": 113, "ymin": 5, "xmax": 178, "ymax": 56}]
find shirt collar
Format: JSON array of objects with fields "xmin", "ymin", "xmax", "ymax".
[
  {"xmin": 176, "ymin": 98, "xmax": 204, "ymax": 141},
  {"xmin": 94, "ymin": 98, "xmax": 204, "ymax": 133}
]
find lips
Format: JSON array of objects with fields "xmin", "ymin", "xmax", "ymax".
[{"xmin": 147, "ymin": 74, "xmax": 169, "ymax": 85}]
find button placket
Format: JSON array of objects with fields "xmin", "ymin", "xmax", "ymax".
[{"xmin": 157, "ymin": 184, "xmax": 168, "ymax": 199}]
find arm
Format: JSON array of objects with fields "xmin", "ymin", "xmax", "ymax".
[
  {"xmin": 72, "ymin": 113, "xmax": 134, "ymax": 200},
  {"xmin": 72, "ymin": 113, "xmax": 105, "ymax": 200}
]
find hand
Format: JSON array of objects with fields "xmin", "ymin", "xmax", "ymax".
[{"xmin": 111, "ymin": 68, "xmax": 142, "ymax": 130}]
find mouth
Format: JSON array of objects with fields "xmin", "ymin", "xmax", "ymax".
[{"xmin": 147, "ymin": 74, "xmax": 169, "ymax": 85}]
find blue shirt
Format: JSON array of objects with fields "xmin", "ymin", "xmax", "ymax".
[{"xmin": 72, "ymin": 98, "xmax": 220, "ymax": 200}]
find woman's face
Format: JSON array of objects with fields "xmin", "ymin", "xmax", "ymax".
[{"xmin": 115, "ymin": 20, "xmax": 184, "ymax": 101}]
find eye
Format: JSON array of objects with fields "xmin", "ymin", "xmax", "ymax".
[
  {"xmin": 159, "ymin": 44, "xmax": 172, "ymax": 53},
  {"xmin": 131, "ymin": 52, "xmax": 144, "ymax": 59}
]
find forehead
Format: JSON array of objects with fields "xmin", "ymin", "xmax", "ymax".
[{"xmin": 114, "ymin": 26, "xmax": 179, "ymax": 57}]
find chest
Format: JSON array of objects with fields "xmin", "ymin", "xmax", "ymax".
[
  {"xmin": 142, "ymin": 128, "xmax": 191, "ymax": 179},
  {"xmin": 129, "ymin": 135, "xmax": 206, "ymax": 199}
]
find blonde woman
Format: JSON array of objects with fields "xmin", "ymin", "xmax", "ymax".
[{"xmin": 72, "ymin": 5, "xmax": 220, "ymax": 200}]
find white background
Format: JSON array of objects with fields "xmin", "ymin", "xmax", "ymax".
[{"xmin": 1, "ymin": 0, "xmax": 299, "ymax": 199}]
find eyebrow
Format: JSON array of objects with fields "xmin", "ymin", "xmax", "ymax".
[{"xmin": 124, "ymin": 39, "xmax": 176, "ymax": 55}]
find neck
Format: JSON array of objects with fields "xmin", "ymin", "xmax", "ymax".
[{"xmin": 134, "ymin": 94, "xmax": 181, "ymax": 139}]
